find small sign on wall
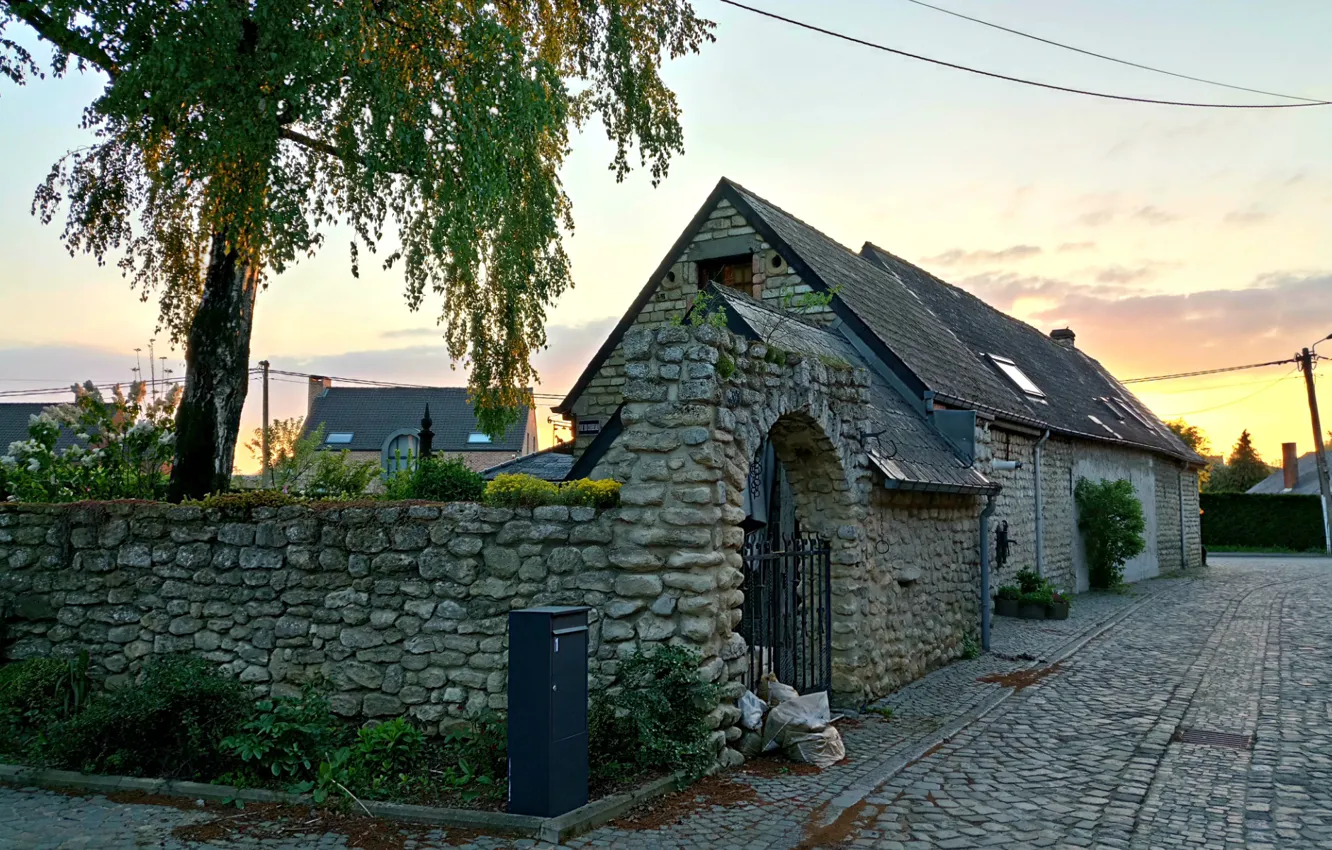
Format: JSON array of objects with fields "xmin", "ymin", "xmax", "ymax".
[{"xmin": 577, "ymin": 418, "xmax": 601, "ymax": 437}]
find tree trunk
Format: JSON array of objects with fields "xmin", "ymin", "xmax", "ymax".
[{"xmin": 168, "ymin": 232, "xmax": 261, "ymax": 501}]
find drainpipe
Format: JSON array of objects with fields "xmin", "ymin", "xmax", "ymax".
[
  {"xmin": 1034, "ymin": 430, "xmax": 1050, "ymax": 579},
  {"xmin": 979, "ymin": 492, "xmax": 999, "ymax": 652}
]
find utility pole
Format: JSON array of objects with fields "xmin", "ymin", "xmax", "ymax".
[
  {"xmin": 1299, "ymin": 347, "xmax": 1332, "ymax": 554},
  {"xmin": 259, "ymin": 360, "xmax": 272, "ymax": 488},
  {"xmin": 148, "ymin": 339, "xmax": 157, "ymax": 402}
]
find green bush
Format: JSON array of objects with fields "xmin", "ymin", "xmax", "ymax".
[
  {"xmin": 40, "ymin": 656, "xmax": 250, "ymax": 779},
  {"xmin": 0, "ymin": 658, "xmax": 69, "ymax": 760},
  {"xmin": 385, "ymin": 455, "xmax": 486, "ymax": 502},
  {"xmin": 1075, "ymin": 478, "xmax": 1146, "ymax": 589},
  {"xmin": 188, "ymin": 489, "xmax": 298, "ymax": 511},
  {"xmin": 485, "ymin": 473, "xmax": 560, "ymax": 508},
  {"xmin": 589, "ymin": 645, "xmax": 720, "ymax": 783},
  {"xmin": 306, "ymin": 450, "xmax": 380, "ymax": 497},
  {"xmin": 559, "ymin": 478, "xmax": 622, "ymax": 509},
  {"xmin": 995, "ymin": 585, "xmax": 1020, "ymax": 601},
  {"xmin": 1200, "ymin": 493, "xmax": 1325, "ymax": 552}
]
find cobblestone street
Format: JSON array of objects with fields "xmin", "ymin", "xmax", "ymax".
[{"xmin": 4, "ymin": 557, "xmax": 1330, "ymax": 850}]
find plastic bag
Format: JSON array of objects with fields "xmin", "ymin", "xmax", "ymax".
[
  {"xmin": 758, "ymin": 675, "xmax": 799, "ymax": 708},
  {"xmin": 761, "ymin": 691, "xmax": 830, "ymax": 753},
  {"xmin": 739, "ymin": 690, "xmax": 768, "ymax": 732},
  {"xmin": 784, "ymin": 726, "xmax": 845, "ymax": 769},
  {"xmin": 738, "ymin": 730, "xmax": 764, "ymax": 758}
]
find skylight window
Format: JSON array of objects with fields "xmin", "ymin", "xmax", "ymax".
[
  {"xmin": 326, "ymin": 432, "xmax": 353, "ymax": 444},
  {"xmin": 1097, "ymin": 397, "xmax": 1126, "ymax": 421},
  {"xmin": 1087, "ymin": 415, "xmax": 1121, "ymax": 439},
  {"xmin": 987, "ymin": 354, "xmax": 1045, "ymax": 399},
  {"xmin": 467, "ymin": 433, "xmax": 492, "ymax": 444}
]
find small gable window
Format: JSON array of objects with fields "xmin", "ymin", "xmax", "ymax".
[
  {"xmin": 468, "ymin": 433, "xmax": 492, "ymax": 444},
  {"xmin": 699, "ymin": 257, "xmax": 755, "ymax": 295},
  {"xmin": 326, "ymin": 432, "xmax": 354, "ymax": 444},
  {"xmin": 987, "ymin": 354, "xmax": 1045, "ymax": 399}
]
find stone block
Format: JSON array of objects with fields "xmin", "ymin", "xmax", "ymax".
[
  {"xmin": 482, "ymin": 547, "xmax": 520, "ymax": 578},
  {"xmin": 635, "ymin": 615, "xmax": 674, "ymax": 641},
  {"xmin": 117, "ymin": 543, "xmax": 152, "ymax": 568},
  {"xmin": 239, "ymin": 548, "xmax": 283, "ymax": 570}
]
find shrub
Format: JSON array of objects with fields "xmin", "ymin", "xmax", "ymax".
[
  {"xmin": 411, "ymin": 456, "xmax": 486, "ymax": 502},
  {"xmin": 1075, "ymin": 477, "xmax": 1146, "ymax": 589},
  {"xmin": 1013, "ymin": 568, "xmax": 1042, "ymax": 594},
  {"xmin": 346, "ymin": 718, "xmax": 425, "ymax": 798},
  {"xmin": 996, "ymin": 585, "xmax": 1020, "ymax": 601},
  {"xmin": 559, "ymin": 478, "xmax": 621, "ymax": 509},
  {"xmin": 1200, "ymin": 493, "xmax": 1325, "ymax": 552},
  {"xmin": 307, "ymin": 450, "xmax": 380, "ymax": 498},
  {"xmin": 221, "ymin": 686, "xmax": 346, "ymax": 784},
  {"xmin": 0, "ymin": 380, "xmax": 178, "ymax": 503},
  {"xmin": 589, "ymin": 645, "xmax": 720, "ymax": 783},
  {"xmin": 716, "ymin": 354, "xmax": 736, "ymax": 380},
  {"xmin": 40, "ymin": 656, "xmax": 250, "ymax": 779},
  {"xmin": 485, "ymin": 473, "xmax": 560, "ymax": 508},
  {"xmin": 0, "ymin": 658, "xmax": 67, "ymax": 759}
]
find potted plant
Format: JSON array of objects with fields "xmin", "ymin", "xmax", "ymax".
[
  {"xmin": 995, "ymin": 585, "xmax": 1020, "ymax": 618},
  {"xmin": 1018, "ymin": 586, "xmax": 1051, "ymax": 620},
  {"xmin": 1046, "ymin": 589, "xmax": 1070, "ymax": 620}
]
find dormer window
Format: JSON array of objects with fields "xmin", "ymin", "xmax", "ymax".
[
  {"xmin": 468, "ymin": 433, "xmax": 492, "ymax": 444},
  {"xmin": 326, "ymin": 432, "xmax": 354, "ymax": 444},
  {"xmin": 986, "ymin": 354, "xmax": 1045, "ymax": 400}
]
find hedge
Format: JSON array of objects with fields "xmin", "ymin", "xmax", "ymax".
[{"xmin": 1200, "ymin": 493, "xmax": 1325, "ymax": 551}]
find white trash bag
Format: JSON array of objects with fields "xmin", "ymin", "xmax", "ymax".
[
  {"xmin": 758, "ymin": 673, "xmax": 799, "ymax": 708},
  {"xmin": 784, "ymin": 726, "xmax": 845, "ymax": 769},
  {"xmin": 761, "ymin": 691, "xmax": 831, "ymax": 753},
  {"xmin": 739, "ymin": 690, "xmax": 768, "ymax": 732}
]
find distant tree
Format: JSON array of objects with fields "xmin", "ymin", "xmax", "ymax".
[
  {"xmin": 245, "ymin": 417, "xmax": 306, "ymax": 478},
  {"xmin": 1, "ymin": 0, "xmax": 715, "ymax": 500},
  {"xmin": 1167, "ymin": 419, "xmax": 1212, "ymax": 489},
  {"xmin": 1209, "ymin": 430, "xmax": 1271, "ymax": 493}
]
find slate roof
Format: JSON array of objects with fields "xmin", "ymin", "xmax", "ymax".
[
  {"xmin": 304, "ymin": 387, "xmax": 530, "ymax": 454},
  {"xmin": 715, "ymin": 288, "xmax": 995, "ymax": 493},
  {"xmin": 1248, "ymin": 451, "xmax": 1332, "ymax": 495},
  {"xmin": 482, "ymin": 446, "xmax": 575, "ymax": 481},
  {"xmin": 0, "ymin": 402, "xmax": 81, "ymax": 454}
]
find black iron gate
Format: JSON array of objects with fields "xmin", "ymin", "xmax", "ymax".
[{"xmin": 740, "ymin": 532, "xmax": 832, "ymax": 694}]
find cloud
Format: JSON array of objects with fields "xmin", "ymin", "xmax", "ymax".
[
  {"xmin": 923, "ymin": 245, "xmax": 1042, "ymax": 266},
  {"xmin": 1131, "ymin": 205, "xmax": 1179, "ymax": 224},
  {"xmin": 1089, "ymin": 261, "xmax": 1182, "ymax": 285},
  {"xmin": 1077, "ymin": 209, "xmax": 1116, "ymax": 227},
  {"xmin": 379, "ymin": 327, "xmax": 441, "ymax": 339},
  {"xmin": 1224, "ymin": 206, "xmax": 1269, "ymax": 225},
  {"xmin": 1057, "ymin": 241, "xmax": 1096, "ymax": 253},
  {"xmin": 954, "ymin": 270, "xmax": 1332, "ymax": 379}
]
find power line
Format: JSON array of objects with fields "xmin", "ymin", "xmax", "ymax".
[
  {"xmin": 1162, "ymin": 368, "xmax": 1299, "ymax": 417},
  {"xmin": 716, "ymin": 0, "xmax": 1331, "ymax": 109},
  {"xmin": 895, "ymin": 0, "xmax": 1325, "ymax": 104},
  {"xmin": 266, "ymin": 368, "xmax": 567, "ymax": 400},
  {"xmin": 1122, "ymin": 357, "xmax": 1297, "ymax": 384}
]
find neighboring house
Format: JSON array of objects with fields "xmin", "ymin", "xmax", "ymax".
[
  {"xmin": 302, "ymin": 379, "xmax": 538, "ymax": 474},
  {"xmin": 0, "ymin": 402, "xmax": 81, "ymax": 453},
  {"xmin": 481, "ymin": 444, "xmax": 574, "ymax": 481},
  {"xmin": 553, "ymin": 178, "xmax": 1204, "ymax": 702},
  {"xmin": 1248, "ymin": 443, "xmax": 1332, "ymax": 495}
]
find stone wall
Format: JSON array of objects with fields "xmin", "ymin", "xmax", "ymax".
[
  {"xmin": 569, "ymin": 197, "xmax": 831, "ymax": 455},
  {"xmin": 0, "ymin": 501, "xmax": 632, "ymax": 732},
  {"xmin": 861, "ymin": 489, "xmax": 980, "ymax": 695}
]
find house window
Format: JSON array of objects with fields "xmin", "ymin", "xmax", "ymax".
[
  {"xmin": 326, "ymin": 432, "xmax": 353, "ymax": 444},
  {"xmin": 468, "ymin": 433, "xmax": 492, "ymax": 444},
  {"xmin": 986, "ymin": 354, "xmax": 1045, "ymax": 399},
  {"xmin": 385, "ymin": 433, "xmax": 419, "ymax": 473},
  {"xmin": 699, "ymin": 257, "xmax": 755, "ymax": 294}
]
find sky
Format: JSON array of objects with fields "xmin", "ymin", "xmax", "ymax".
[{"xmin": 2, "ymin": 0, "xmax": 1330, "ymax": 473}]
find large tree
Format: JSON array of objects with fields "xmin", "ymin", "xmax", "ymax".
[
  {"xmin": 1, "ymin": 0, "xmax": 713, "ymax": 499},
  {"xmin": 1209, "ymin": 429, "xmax": 1271, "ymax": 493},
  {"xmin": 1166, "ymin": 418, "xmax": 1212, "ymax": 488}
]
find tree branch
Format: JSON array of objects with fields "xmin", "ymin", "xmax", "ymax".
[
  {"xmin": 279, "ymin": 126, "xmax": 358, "ymax": 163},
  {"xmin": 2, "ymin": 0, "xmax": 119, "ymax": 77}
]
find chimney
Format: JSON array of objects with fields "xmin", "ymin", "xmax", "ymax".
[
  {"xmin": 1050, "ymin": 328, "xmax": 1076, "ymax": 348},
  {"xmin": 1283, "ymin": 442, "xmax": 1299, "ymax": 490},
  {"xmin": 307, "ymin": 376, "xmax": 332, "ymax": 417}
]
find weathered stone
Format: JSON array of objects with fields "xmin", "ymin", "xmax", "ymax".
[
  {"xmin": 635, "ymin": 615, "xmax": 675, "ymax": 641},
  {"xmin": 274, "ymin": 615, "xmax": 309, "ymax": 638},
  {"xmin": 325, "ymin": 588, "xmax": 368, "ymax": 608},
  {"xmin": 605, "ymin": 598, "xmax": 645, "ymax": 619},
  {"xmin": 482, "ymin": 547, "xmax": 520, "ymax": 578},
  {"xmin": 240, "ymin": 548, "xmax": 283, "ymax": 570},
  {"xmin": 340, "ymin": 627, "xmax": 384, "ymax": 650},
  {"xmin": 614, "ymin": 574, "xmax": 663, "ymax": 598}
]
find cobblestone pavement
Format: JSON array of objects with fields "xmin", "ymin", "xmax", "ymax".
[{"xmin": 3, "ymin": 559, "xmax": 1329, "ymax": 850}]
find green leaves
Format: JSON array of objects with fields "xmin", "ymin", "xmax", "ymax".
[{"xmin": 1075, "ymin": 477, "xmax": 1147, "ymax": 589}]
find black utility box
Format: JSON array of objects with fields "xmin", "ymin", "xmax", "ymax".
[{"xmin": 507, "ymin": 606, "xmax": 590, "ymax": 817}]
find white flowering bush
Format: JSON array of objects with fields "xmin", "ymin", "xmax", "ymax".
[{"xmin": 0, "ymin": 381, "xmax": 179, "ymax": 503}]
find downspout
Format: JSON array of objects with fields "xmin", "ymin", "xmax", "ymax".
[
  {"xmin": 979, "ymin": 492, "xmax": 999, "ymax": 652},
  {"xmin": 1034, "ymin": 430, "xmax": 1050, "ymax": 579}
]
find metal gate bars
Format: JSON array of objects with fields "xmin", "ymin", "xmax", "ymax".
[{"xmin": 739, "ymin": 532, "xmax": 832, "ymax": 694}]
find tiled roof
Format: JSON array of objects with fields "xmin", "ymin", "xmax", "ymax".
[
  {"xmin": 304, "ymin": 387, "xmax": 530, "ymax": 454},
  {"xmin": 482, "ymin": 446, "xmax": 575, "ymax": 481},
  {"xmin": 1248, "ymin": 451, "xmax": 1332, "ymax": 495},
  {"xmin": 715, "ymin": 288, "xmax": 995, "ymax": 493},
  {"xmin": 0, "ymin": 402, "xmax": 81, "ymax": 454},
  {"xmin": 859, "ymin": 243, "xmax": 1198, "ymax": 462}
]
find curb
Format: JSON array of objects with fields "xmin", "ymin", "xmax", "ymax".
[
  {"xmin": 0, "ymin": 764, "xmax": 685, "ymax": 844},
  {"xmin": 1206, "ymin": 551, "xmax": 1331, "ymax": 560},
  {"xmin": 813, "ymin": 584, "xmax": 1176, "ymax": 830}
]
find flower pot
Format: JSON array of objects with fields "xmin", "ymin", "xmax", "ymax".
[
  {"xmin": 994, "ymin": 597, "xmax": 1019, "ymax": 618},
  {"xmin": 1017, "ymin": 601, "xmax": 1047, "ymax": 620},
  {"xmin": 1046, "ymin": 601, "xmax": 1070, "ymax": 620}
]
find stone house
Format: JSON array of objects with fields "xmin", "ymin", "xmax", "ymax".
[
  {"xmin": 302, "ymin": 380, "xmax": 539, "ymax": 474},
  {"xmin": 553, "ymin": 178, "xmax": 1204, "ymax": 703}
]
